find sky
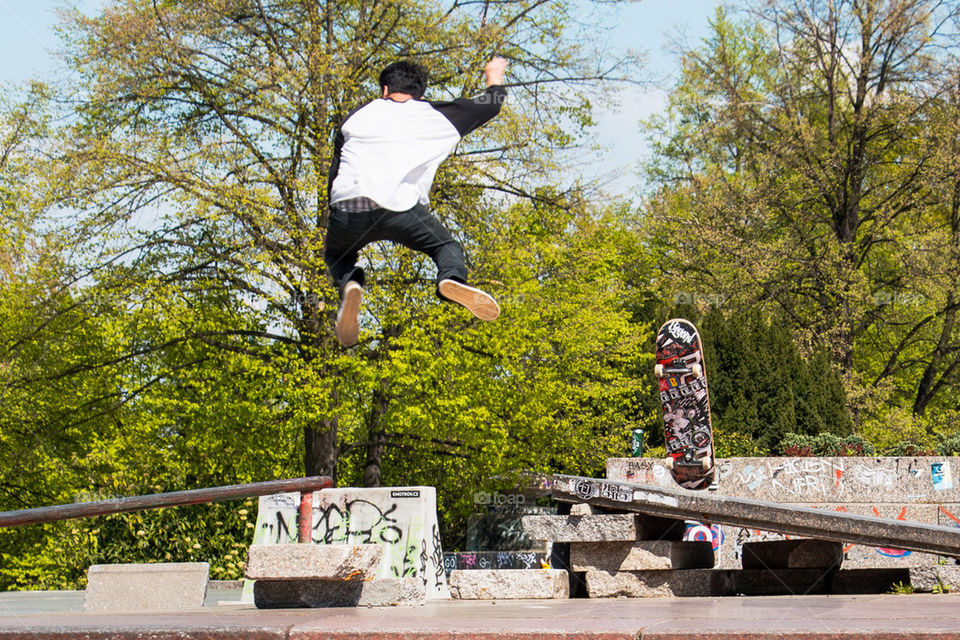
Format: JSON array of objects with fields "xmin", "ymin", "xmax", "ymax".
[{"xmin": 0, "ymin": 0, "xmax": 722, "ymax": 197}]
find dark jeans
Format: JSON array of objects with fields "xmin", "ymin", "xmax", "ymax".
[{"xmin": 324, "ymin": 203, "xmax": 468, "ymax": 296}]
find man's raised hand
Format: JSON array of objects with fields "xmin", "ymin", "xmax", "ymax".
[{"xmin": 484, "ymin": 56, "xmax": 508, "ymax": 87}]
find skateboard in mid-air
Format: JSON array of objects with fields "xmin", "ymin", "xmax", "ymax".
[{"xmin": 654, "ymin": 318, "xmax": 715, "ymax": 490}]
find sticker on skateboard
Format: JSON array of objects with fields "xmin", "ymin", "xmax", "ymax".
[{"xmin": 655, "ymin": 318, "xmax": 715, "ymax": 490}]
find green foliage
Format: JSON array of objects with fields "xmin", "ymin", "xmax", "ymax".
[
  {"xmin": 643, "ymin": 307, "xmax": 852, "ymax": 455},
  {"xmin": 780, "ymin": 433, "xmax": 876, "ymax": 457},
  {"xmin": 932, "ymin": 582, "xmax": 951, "ymax": 595},
  {"xmin": 642, "ymin": 1, "xmax": 960, "ymax": 436},
  {"xmin": 0, "ymin": 502, "xmax": 254, "ymax": 588},
  {"xmin": 890, "ymin": 581, "xmax": 915, "ymax": 595},
  {"xmin": 938, "ymin": 433, "xmax": 960, "ymax": 457},
  {"xmin": 0, "ymin": 0, "xmax": 650, "ymax": 589}
]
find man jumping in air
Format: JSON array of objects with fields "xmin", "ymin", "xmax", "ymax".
[{"xmin": 324, "ymin": 57, "xmax": 508, "ymax": 346}]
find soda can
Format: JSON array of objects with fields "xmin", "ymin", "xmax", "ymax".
[{"xmin": 631, "ymin": 428, "xmax": 644, "ymax": 457}]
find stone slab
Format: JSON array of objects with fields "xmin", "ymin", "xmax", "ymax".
[
  {"xmin": 569, "ymin": 541, "xmax": 714, "ymax": 571},
  {"xmin": 443, "ymin": 551, "xmax": 549, "ymax": 573},
  {"xmin": 448, "ymin": 569, "xmax": 569, "ymax": 600},
  {"xmin": 909, "ymin": 565, "xmax": 960, "ymax": 593},
  {"xmin": 734, "ymin": 568, "xmax": 834, "ymax": 596},
  {"xmin": 245, "ymin": 544, "xmax": 382, "ymax": 580},
  {"xmin": 741, "ymin": 540, "xmax": 843, "ymax": 570},
  {"xmin": 253, "ymin": 577, "xmax": 425, "ymax": 608},
  {"xmin": 83, "ymin": 562, "xmax": 209, "ymax": 612},
  {"xmin": 521, "ymin": 514, "xmax": 683, "ymax": 543},
  {"xmin": 584, "ymin": 569, "xmax": 735, "ymax": 598}
]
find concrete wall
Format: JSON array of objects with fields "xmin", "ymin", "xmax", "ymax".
[
  {"xmin": 246, "ymin": 487, "xmax": 448, "ymax": 600},
  {"xmin": 607, "ymin": 457, "xmax": 960, "ymax": 569}
]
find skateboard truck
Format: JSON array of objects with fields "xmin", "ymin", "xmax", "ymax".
[
  {"xmin": 664, "ymin": 449, "xmax": 712, "ymax": 472},
  {"xmin": 654, "ymin": 363, "xmax": 703, "ymax": 379}
]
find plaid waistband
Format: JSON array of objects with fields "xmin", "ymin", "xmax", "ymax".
[{"xmin": 331, "ymin": 197, "xmax": 380, "ymax": 213}]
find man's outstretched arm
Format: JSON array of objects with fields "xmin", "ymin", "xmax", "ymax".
[{"xmin": 431, "ymin": 56, "xmax": 508, "ymax": 137}]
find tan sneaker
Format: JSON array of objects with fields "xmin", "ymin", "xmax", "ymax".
[
  {"xmin": 335, "ymin": 281, "xmax": 363, "ymax": 346},
  {"xmin": 438, "ymin": 279, "xmax": 500, "ymax": 321}
]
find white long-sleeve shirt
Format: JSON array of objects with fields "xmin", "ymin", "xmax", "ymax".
[{"xmin": 328, "ymin": 85, "xmax": 506, "ymax": 212}]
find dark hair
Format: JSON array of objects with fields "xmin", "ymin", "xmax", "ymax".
[{"xmin": 378, "ymin": 61, "xmax": 428, "ymax": 99}]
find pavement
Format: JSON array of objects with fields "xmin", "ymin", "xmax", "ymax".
[{"xmin": 1, "ymin": 590, "xmax": 960, "ymax": 639}]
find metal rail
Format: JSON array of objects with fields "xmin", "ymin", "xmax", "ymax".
[{"xmin": 0, "ymin": 476, "xmax": 332, "ymax": 540}]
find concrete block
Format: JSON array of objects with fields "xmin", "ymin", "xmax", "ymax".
[
  {"xmin": 585, "ymin": 569, "xmax": 735, "ymax": 598},
  {"xmin": 605, "ymin": 458, "xmax": 677, "ymax": 487},
  {"xmin": 247, "ymin": 487, "xmax": 449, "ymax": 602},
  {"xmin": 609, "ymin": 456, "xmax": 960, "ymax": 504},
  {"xmin": 714, "ymin": 457, "xmax": 960, "ymax": 504},
  {"xmin": 734, "ymin": 568, "xmax": 834, "ymax": 596},
  {"xmin": 831, "ymin": 568, "xmax": 911, "ymax": 594},
  {"xmin": 569, "ymin": 503, "xmax": 594, "ymax": 516},
  {"xmin": 448, "ymin": 569, "xmax": 569, "ymax": 600},
  {"xmin": 253, "ymin": 577, "xmax": 425, "ymax": 608},
  {"xmin": 521, "ymin": 514, "xmax": 683, "ymax": 543},
  {"xmin": 569, "ymin": 541, "xmax": 714, "ymax": 571},
  {"xmin": 741, "ymin": 540, "xmax": 843, "ymax": 570},
  {"xmin": 939, "ymin": 504, "xmax": 960, "ymax": 531},
  {"xmin": 245, "ymin": 544, "xmax": 382, "ymax": 580},
  {"xmin": 909, "ymin": 565, "xmax": 960, "ymax": 592},
  {"xmin": 83, "ymin": 562, "xmax": 209, "ymax": 612},
  {"xmin": 443, "ymin": 551, "xmax": 548, "ymax": 573}
]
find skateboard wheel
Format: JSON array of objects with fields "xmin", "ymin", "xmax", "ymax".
[
  {"xmin": 654, "ymin": 364, "xmax": 664, "ymax": 378},
  {"xmin": 691, "ymin": 364, "xmax": 703, "ymax": 378},
  {"xmin": 663, "ymin": 457, "xmax": 674, "ymax": 471},
  {"xmin": 701, "ymin": 456, "xmax": 712, "ymax": 471}
]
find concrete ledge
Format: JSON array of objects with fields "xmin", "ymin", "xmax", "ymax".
[
  {"xmin": 245, "ymin": 544, "xmax": 382, "ymax": 580},
  {"xmin": 522, "ymin": 514, "xmax": 683, "ymax": 542},
  {"xmin": 741, "ymin": 540, "xmax": 844, "ymax": 570},
  {"xmin": 449, "ymin": 569, "xmax": 569, "ymax": 599},
  {"xmin": 570, "ymin": 541, "xmax": 714, "ymax": 571},
  {"xmin": 909, "ymin": 565, "xmax": 960, "ymax": 592},
  {"xmin": 83, "ymin": 562, "xmax": 208, "ymax": 612},
  {"xmin": 253, "ymin": 577, "xmax": 425, "ymax": 608},
  {"xmin": 443, "ymin": 551, "xmax": 549, "ymax": 572},
  {"xmin": 585, "ymin": 569, "xmax": 735, "ymax": 598}
]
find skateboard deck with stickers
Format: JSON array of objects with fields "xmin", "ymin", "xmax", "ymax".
[{"xmin": 654, "ymin": 318, "xmax": 715, "ymax": 490}]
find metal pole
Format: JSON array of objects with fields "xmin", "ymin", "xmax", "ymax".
[
  {"xmin": 0, "ymin": 476, "xmax": 333, "ymax": 528},
  {"xmin": 298, "ymin": 491, "xmax": 314, "ymax": 543}
]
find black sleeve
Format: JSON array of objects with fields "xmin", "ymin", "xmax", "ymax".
[{"xmin": 430, "ymin": 85, "xmax": 506, "ymax": 137}]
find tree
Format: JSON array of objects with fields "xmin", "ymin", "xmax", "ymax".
[
  {"xmin": 0, "ymin": 0, "xmax": 655, "ymax": 588},
  {"xmin": 642, "ymin": 1, "xmax": 960, "ymax": 431},
  {"xmin": 39, "ymin": 0, "xmax": 639, "ymax": 481}
]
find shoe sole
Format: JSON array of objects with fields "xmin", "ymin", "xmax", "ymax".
[
  {"xmin": 335, "ymin": 284, "xmax": 362, "ymax": 346},
  {"xmin": 439, "ymin": 280, "xmax": 500, "ymax": 321}
]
